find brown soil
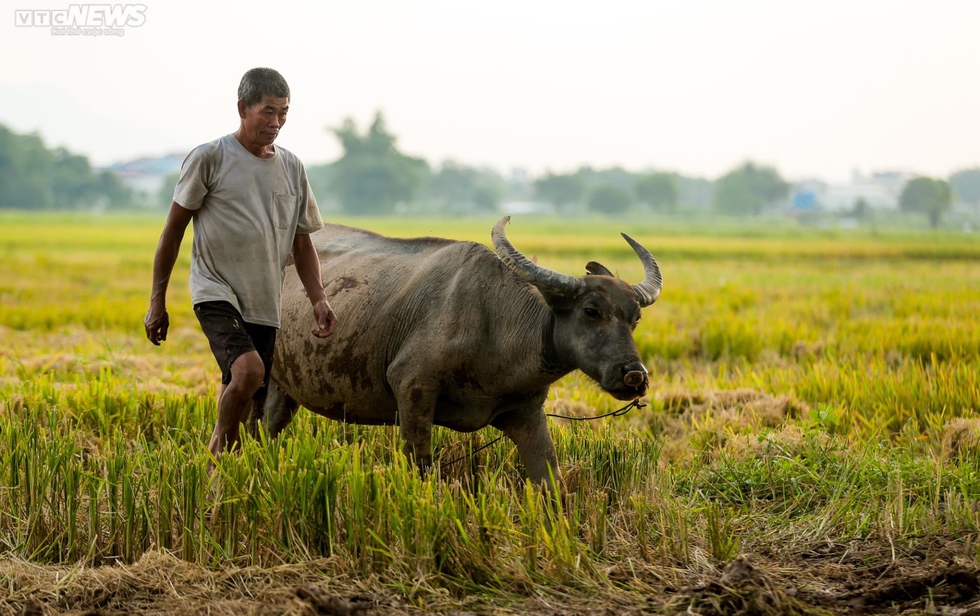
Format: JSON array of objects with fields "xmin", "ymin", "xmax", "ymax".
[{"xmin": 3, "ymin": 538, "xmax": 979, "ymax": 615}]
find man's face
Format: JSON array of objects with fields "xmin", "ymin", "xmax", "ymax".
[{"xmin": 239, "ymin": 94, "xmax": 289, "ymax": 146}]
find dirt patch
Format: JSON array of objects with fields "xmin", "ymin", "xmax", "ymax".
[
  {"xmin": 4, "ymin": 544, "xmax": 980, "ymax": 615},
  {"xmin": 291, "ymin": 586, "xmax": 390, "ymax": 615},
  {"xmin": 660, "ymin": 549, "xmax": 980, "ymax": 616},
  {"xmin": 0, "ymin": 551, "xmax": 418, "ymax": 616},
  {"xmin": 664, "ymin": 555, "xmax": 819, "ymax": 616},
  {"xmin": 840, "ymin": 565, "xmax": 980, "ymax": 611}
]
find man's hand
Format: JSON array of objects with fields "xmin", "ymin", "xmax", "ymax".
[
  {"xmin": 293, "ymin": 233, "xmax": 336, "ymax": 338},
  {"xmin": 146, "ymin": 202, "xmax": 193, "ymax": 347},
  {"xmin": 312, "ymin": 299, "xmax": 337, "ymax": 338},
  {"xmin": 145, "ymin": 305, "xmax": 170, "ymax": 345}
]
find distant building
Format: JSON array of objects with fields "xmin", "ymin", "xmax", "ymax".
[
  {"xmin": 790, "ymin": 171, "xmax": 913, "ymax": 212},
  {"xmin": 790, "ymin": 180, "xmax": 825, "ymax": 211},
  {"xmin": 506, "ymin": 166, "xmax": 534, "ymax": 201},
  {"xmin": 500, "ymin": 200, "xmax": 554, "ymax": 215},
  {"xmin": 106, "ymin": 153, "xmax": 185, "ymax": 205}
]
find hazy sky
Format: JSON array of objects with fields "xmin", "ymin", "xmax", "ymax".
[{"xmin": 2, "ymin": 0, "xmax": 978, "ymax": 182}]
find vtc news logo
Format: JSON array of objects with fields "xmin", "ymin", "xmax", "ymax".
[{"xmin": 14, "ymin": 4, "xmax": 147, "ymax": 35}]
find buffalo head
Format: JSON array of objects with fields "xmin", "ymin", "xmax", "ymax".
[{"xmin": 492, "ymin": 217, "xmax": 662, "ymax": 400}]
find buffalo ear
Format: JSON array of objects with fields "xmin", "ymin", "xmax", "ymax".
[{"xmin": 585, "ymin": 261, "xmax": 614, "ymax": 277}]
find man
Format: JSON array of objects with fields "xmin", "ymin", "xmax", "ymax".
[{"xmin": 144, "ymin": 67, "xmax": 336, "ymax": 464}]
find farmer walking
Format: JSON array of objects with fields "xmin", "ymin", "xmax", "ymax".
[{"xmin": 144, "ymin": 67, "xmax": 336, "ymax": 466}]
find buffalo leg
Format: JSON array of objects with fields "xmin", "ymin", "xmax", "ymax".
[
  {"xmin": 390, "ymin": 383, "xmax": 437, "ymax": 471},
  {"xmin": 257, "ymin": 379, "xmax": 300, "ymax": 438},
  {"xmin": 491, "ymin": 405, "xmax": 561, "ymax": 490}
]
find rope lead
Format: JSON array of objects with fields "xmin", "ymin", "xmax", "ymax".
[{"xmin": 442, "ymin": 398, "xmax": 646, "ymax": 467}]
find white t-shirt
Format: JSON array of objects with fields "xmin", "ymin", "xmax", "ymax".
[{"xmin": 173, "ymin": 133, "xmax": 324, "ymax": 327}]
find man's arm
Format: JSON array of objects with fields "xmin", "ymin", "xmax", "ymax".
[
  {"xmin": 145, "ymin": 201, "xmax": 195, "ymax": 345},
  {"xmin": 292, "ymin": 232, "xmax": 337, "ymax": 338}
]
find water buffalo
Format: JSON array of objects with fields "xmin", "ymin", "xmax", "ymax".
[{"xmin": 255, "ymin": 217, "xmax": 662, "ymax": 486}]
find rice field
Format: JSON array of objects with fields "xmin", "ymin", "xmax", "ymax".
[{"xmin": 1, "ymin": 212, "xmax": 980, "ymax": 615}]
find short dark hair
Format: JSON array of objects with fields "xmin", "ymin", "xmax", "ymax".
[{"xmin": 238, "ymin": 68, "xmax": 290, "ymax": 107}]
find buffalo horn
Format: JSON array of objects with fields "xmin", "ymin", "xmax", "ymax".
[
  {"xmin": 621, "ymin": 233, "xmax": 663, "ymax": 307},
  {"xmin": 492, "ymin": 217, "xmax": 584, "ymax": 296}
]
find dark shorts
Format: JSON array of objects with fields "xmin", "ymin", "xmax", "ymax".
[{"xmin": 193, "ymin": 301, "xmax": 277, "ymax": 390}]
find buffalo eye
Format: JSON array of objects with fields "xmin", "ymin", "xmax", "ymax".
[{"xmin": 584, "ymin": 306, "xmax": 601, "ymax": 319}]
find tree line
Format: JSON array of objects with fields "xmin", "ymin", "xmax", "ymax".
[
  {"xmin": 303, "ymin": 112, "xmax": 718, "ymax": 217},
  {"xmin": 0, "ymin": 123, "xmax": 130, "ymax": 210},
  {"xmin": 304, "ymin": 112, "xmax": 980, "ymax": 227},
  {"xmin": 3, "ymin": 118, "xmax": 979, "ymax": 227},
  {"xmin": 302, "ymin": 113, "xmax": 787, "ymax": 218}
]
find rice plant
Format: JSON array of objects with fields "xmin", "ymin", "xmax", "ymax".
[{"xmin": 1, "ymin": 212, "xmax": 979, "ymax": 613}]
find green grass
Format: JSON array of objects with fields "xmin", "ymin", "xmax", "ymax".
[{"xmin": 1, "ymin": 212, "xmax": 979, "ymax": 607}]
